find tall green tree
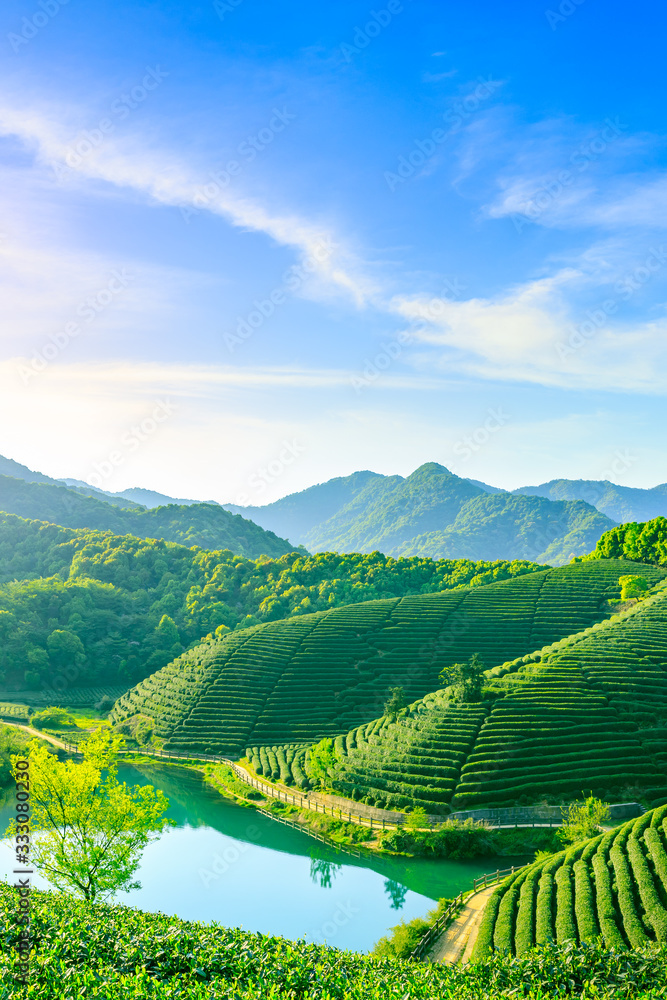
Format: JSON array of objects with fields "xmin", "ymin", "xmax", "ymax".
[
  {"xmin": 8, "ymin": 728, "xmax": 171, "ymax": 901},
  {"xmin": 384, "ymin": 685, "xmax": 407, "ymax": 721},
  {"xmin": 306, "ymin": 738, "xmax": 338, "ymax": 789},
  {"xmin": 439, "ymin": 653, "xmax": 486, "ymax": 703}
]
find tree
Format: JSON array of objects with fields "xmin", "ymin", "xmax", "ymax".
[
  {"xmin": 405, "ymin": 806, "xmax": 429, "ymax": 831},
  {"xmin": 384, "ymin": 685, "xmax": 406, "ymax": 721},
  {"xmin": 8, "ymin": 727, "xmax": 171, "ymax": 901},
  {"xmin": 439, "ymin": 653, "xmax": 486, "ymax": 703},
  {"xmin": 557, "ymin": 795, "xmax": 610, "ymax": 846},
  {"xmin": 619, "ymin": 574, "xmax": 649, "ymax": 601},
  {"xmin": 306, "ymin": 738, "xmax": 338, "ymax": 789},
  {"xmin": 46, "ymin": 629, "xmax": 86, "ymax": 668},
  {"xmin": 31, "ymin": 706, "xmax": 76, "ymax": 730}
]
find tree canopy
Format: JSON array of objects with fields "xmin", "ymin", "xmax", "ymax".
[{"xmin": 8, "ymin": 728, "xmax": 170, "ymax": 901}]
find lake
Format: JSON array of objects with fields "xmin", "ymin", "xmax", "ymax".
[{"xmin": 0, "ymin": 761, "xmax": 512, "ymax": 952}]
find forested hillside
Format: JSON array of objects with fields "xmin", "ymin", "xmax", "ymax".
[
  {"xmin": 0, "ymin": 474, "xmax": 296, "ymax": 557},
  {"xmin": 589, "ymin": 516, "xmax": 667, "ymax": 565},
  {"xmin": 473, "ymin": 803, "xmax": 667, "ymax": 958},
  {"xmin": 0, "ymin": 512, "xmax": 541, "ymax": 691},
  {"xmin": 111, "ymin": 560, "xmax": 642, "ymax": 756},
  {"xmin": 227, "ymin": 463, "xmax": 614, "ymax": 564},
  {"xmin": 265, "ymin": 572, "xmax": 667, "ymax": 812}
]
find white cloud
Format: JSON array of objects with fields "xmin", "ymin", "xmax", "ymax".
[
  {"xmin": 0, "ymin": 99, "xmax": 379, "ymax": 308},
  {"xmin": 391, "ymin": 270, "xmax": 667, "ymax": 393}
]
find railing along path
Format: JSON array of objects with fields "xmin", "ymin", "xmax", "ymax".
[{"xmin": 409, "ymin": 865, "xmax": 525, "ymax": 962}]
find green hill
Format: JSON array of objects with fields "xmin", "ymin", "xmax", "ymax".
[
  {"xmin": 264, "ymin": 569, "xmax": 667, "ymax": 813},
  {"xmin": 0, "ymin": 511, "xmax": 542, "ymax": 692},
  {"xmin": 226, "ymin": 463, "xmax": 615, "ymax": 564},
  {"xmin": 110, "ymin": 559, "xmax": 644, "ymax": 757},
  {"xmin": 0, "ymin": 474, "xmax": 296, "ymax": 558},
  {"xmin": 0, "ymin": 453, "xmax": 148, "ymax": 510},
  {"xmin": 473, "ymin": 803, "xmax": 667, "ymax": 958}
]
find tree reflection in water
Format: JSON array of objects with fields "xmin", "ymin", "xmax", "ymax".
[
  {"xmin": 384, "ymin": 878, "xmax": 408, "ymax": 909},
  {"xmin": 310, "ymin": 857, "xmax": 342, "ymax": 888}
]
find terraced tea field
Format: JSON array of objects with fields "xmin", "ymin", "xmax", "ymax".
[
  {"xmin": 111, "ymin": 559, "xmax": 661, "ymax": 758},
  {"xmin": 473, "ymin": 803, "xmax": 667, "ymax": 957},
  {"xmin": 261, "ymin": 576, "xmax": 667, "ymax": 811}
]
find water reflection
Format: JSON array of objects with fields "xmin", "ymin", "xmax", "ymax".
[
  {"xmin": 310, "ymin": 857, "xmax": 342, "ymax": 888},
  {"xmin": 384, "ymin": 878, "xmax": 408, "ymax": 910}
]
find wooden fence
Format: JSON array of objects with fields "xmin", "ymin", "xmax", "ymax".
[{"xmin": 410, "ymin": 865, "xmax": 525, "ymax": 962}]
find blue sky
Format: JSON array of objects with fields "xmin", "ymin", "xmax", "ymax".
[{"xmin": 0, "ymin": 0, "xmax": 665, "ymax": 504}]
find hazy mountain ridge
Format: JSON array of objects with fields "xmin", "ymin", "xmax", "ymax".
[
  {"xmin": 514, "ymin": 478, "xmax": 667, "ymax": 523},
  {"xmin": 0, "ymin": 475, "xmax": 298, "ymax": 559},
  {"xmin": 226, "ymin": 463, "xmax": 616, "ymax": 565}
]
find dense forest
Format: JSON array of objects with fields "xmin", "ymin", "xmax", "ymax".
[{"xmin": 0, "ymin": 512, "xmax": 543, "ymax": 690}]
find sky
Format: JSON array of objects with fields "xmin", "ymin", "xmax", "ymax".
[{"xmin": 0, "ymin": 0, "xmax": 666, "ymax": 505}]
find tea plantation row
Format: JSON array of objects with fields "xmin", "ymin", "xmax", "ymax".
[{"xmin": 473, "ymin": 804, "xmax": 667, "ymax": 959}]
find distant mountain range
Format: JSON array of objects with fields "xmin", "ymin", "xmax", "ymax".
[
  {"xmin": 513, "ymin": 478, "xmax": 667, "ymax": 524},
  {"xmin": 0, "ymin": 473, "xmax": 298, "ymax": 559},
  {"xmin": 224, "ymin": 463, "xmax": 616, "ymax": 564},
  {"xmin": 2, "ymin": 452, "xmax": 666, "ymax": 565}
]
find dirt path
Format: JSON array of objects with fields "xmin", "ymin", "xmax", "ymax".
[
  {"xmin": 3, "ymin": 720, "xmax": 71, "ymax": 751},
  {"xmin": 429, "ymin": 886, "xmax": 496, "ymax": 965}
]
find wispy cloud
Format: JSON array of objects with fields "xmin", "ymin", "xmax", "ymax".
[
  {"xmin": 0, "ymin": 99, "xmax": 379, "ymax": 308},
  {"xmin": 391, "ymin": 269, "xmax": 667, "ymax": 393}
]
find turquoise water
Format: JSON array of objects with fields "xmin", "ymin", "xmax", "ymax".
[{"xmin": 0, "ymin": 762, "xmax": 509, "ymax": 952}]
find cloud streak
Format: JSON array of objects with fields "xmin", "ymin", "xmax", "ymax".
[{"xmin": 0, "ymin": 99, "xmax": 379, "ymax": 308}]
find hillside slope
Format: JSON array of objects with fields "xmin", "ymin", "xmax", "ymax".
[
  {"xmin": 110, "ymin": 560, "xmax": 647, "ymax": 756},
  {"xmin": 0, "ymin": 475, "xmax": 296, "ymax": 558},
  {"xmin": 226, "ymin": 464, "xmax": 614, "ymax": 564},
  {"xmin": 269, "ymin": 573, "xmax": 667, "ymax": 813},
  {"xmin": 0, "ymin": 511, "xmax": 544, "ymax": 691},
  {"xmin": 473, "ymin": 803, "xmax": 667, "ymax": 958}
]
